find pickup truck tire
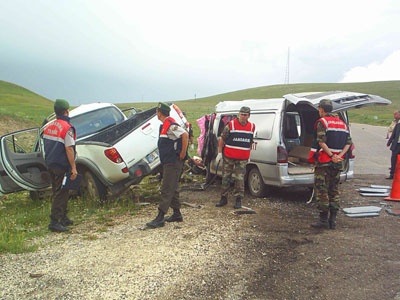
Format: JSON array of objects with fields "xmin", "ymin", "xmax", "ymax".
[
  {"xmin": 81, "ymin": 170, "xmax": 107, "ymax": 202},
  {"xmin": 247, "ymin": 167, "xmax": 268, "ymax": 197},
  {"xmin": 29, "ymin": 191, "xmax": 47, "ymax": 201}
]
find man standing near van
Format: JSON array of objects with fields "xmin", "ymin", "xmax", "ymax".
[
  {"xmin": 43, "ymin": 99, "xmax": 77, "ymax": 232},
  {"xmin": 386, "ymin": 110, "xmax": 400, "ymax": 179},
  {"xmin": 310, "ymin": 99, "xmax": 352, "ymax": 230},
  {"xmin": 215, "ymin": 106, "xmax": 255, "ymax": 209},
  {"xmin": 146, "ymin": 102, "xmax": 189, "ymax": 228}
]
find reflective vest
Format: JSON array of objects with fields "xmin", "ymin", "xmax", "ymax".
[
  {"xmin": 158, "ymin": 116, "xmax": 183, "ymax": 164},
  {"xmin": 308, "ymin": 115, "xmax": 349, "ymax": 164},
  {"xmin": 223, "ymin": 118, "xmax": 255, "ymax": 160},
  {"xmin": 43, "ymin": 116, "xmax": 76, "ymax": 170}
]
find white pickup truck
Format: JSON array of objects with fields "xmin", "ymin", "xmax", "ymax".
[{"xmin": 0, "ymin": 102, "xmax": 187, "ymax": 200}]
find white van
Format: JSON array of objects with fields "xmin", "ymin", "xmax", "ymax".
[{"xmin": 201, "ymin": 91, "xmax": 391, "ymax": 197}]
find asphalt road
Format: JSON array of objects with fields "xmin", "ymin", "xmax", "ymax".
[{"xmin": 350, "ymin": 123, "xmax": 390, "ymax": 175}]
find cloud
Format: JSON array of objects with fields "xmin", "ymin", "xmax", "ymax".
[
  {"xmin": 1, "ymin": 0, "xmax": 400, "ymax": 104},
  {"xmin": 340, "ymin": 50, "xmax": 400, "ymax": 83}
]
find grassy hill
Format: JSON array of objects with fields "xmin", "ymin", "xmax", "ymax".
[
  {"xmin": 1, "ymin": 80, "xmax": 400, "ymax": 132},
  {"xmin": 118, "ymin": 81, "xmax": 400, "ymax": 127},
  {"xmin": 0, "ymin": 80, "xmax": 54, "ymax": 124}
]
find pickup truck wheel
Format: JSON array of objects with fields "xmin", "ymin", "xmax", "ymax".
[
  {"xmin": 81, "ymin": 171, "xmax": 107, "ymax": 202},
  {"xmin": 29, "ymin": 191, "xmax": 47, "ymax": 201},
  {"xmin": 247, "ymin": 167, "xmax": 268, "ymax": 197}
]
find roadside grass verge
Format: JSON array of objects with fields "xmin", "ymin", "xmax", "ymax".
[{"xmin": 0, "ymin": 178, "xmax": 161, "ymax": 254}]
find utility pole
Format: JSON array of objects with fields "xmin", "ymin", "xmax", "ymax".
[{"xmin": 284, "ymin": 47, "xmax": 290, "ymax": 85}]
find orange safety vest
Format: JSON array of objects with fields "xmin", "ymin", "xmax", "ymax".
[
  {"xmin": 223, "ymin": 118, "xmax": 255, "ymax": 160},
  {"xmin": 308, "ymin": 115, "xmax": 349, "ymax": 164},
  {"xmin": 43, "ymin": 117, "xmax": 76, "ymax": 169}
]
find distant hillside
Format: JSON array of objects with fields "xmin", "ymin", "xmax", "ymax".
[
  {"xmin": 191, "ymin": 81, "xmax": 400, "ymax": 104},
  {"xmin": 121, "ymin": 80, "xmax": 400, "ymax": 126},
  {"xmin": 192, "ymin": 81, "xmax": 400, "ymax": 126},
  {"xmin": 0, "ymin": 80, "xmax": 54, "ymax": 124},
  {"xmin": 1, "ymin": 80, "xmax": 400, "ymax": 130}
]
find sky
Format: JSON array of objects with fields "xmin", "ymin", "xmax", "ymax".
[{"xmin": 1, "ymin": 0, "xmax": 400, "ymax": 105}]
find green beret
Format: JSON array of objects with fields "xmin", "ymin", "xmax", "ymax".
[
  {"xmin": 157, "ymin": 102, "xmax": 171, "ymax": 115},
  {"xmin": 54, "ymin": 99, "xmax": 70, "ymax": 112},
  {"xmin": 239, "ymin": 106, "xmax": 251, "ymax": 114},
  {"xmin": 318, "ymin": 99, "xmax": 333, "ymax": 112}
]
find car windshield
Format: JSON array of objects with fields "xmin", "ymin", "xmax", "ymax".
[{"xmin": 71, "ymin": 106, "xmax": 125, "ymax": 139}]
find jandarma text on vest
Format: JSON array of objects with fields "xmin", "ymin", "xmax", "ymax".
[{"xmin": 232, "ymin": 137, "xmax": 251, "ymax": 143}]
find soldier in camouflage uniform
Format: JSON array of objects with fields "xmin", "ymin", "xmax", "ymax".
[
  {"xmin": 310, "ymin": 99, "xmax": 352, "ymax": 229},
  {"xmin": 215, "ymin": 106, "xmax": 255, "ymax": 209}
]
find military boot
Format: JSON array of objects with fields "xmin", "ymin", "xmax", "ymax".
[
  {"xmin": 310, "ymin": 211, "xmax": 329, "ymax": 229},
  {"xmin": 165, "ymin": 208, "xmax": 183, "ymax": 222},
  {"xmin": 329, "ymin": 209, "xmax": 338, "ymax": 230},
  {"xmin": 61, "ymin": 215, "xmax": 74, "ymax": 227},
  {"xmin": 48, "ymin": 219, "xmax": 68, "ymax": 232},
  {"xmin": 216, "ymin": 196, "xmax": 228, "ymax": 207},
  {"xmin": 234, "ymin": 197, "xmax": 242, "ymax": 209},
  {"xmin": 146, "ymin": 209, "xmax": 165, "ymax": 228}
]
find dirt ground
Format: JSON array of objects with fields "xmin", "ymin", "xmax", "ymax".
[
  {"xmin": 2, "ymin": 173, "xmax": 400, "ymax": 299},
  {"xmin": 174, "ymin": 173, "xmax": 400, "ymax": 300},
  {"xmin": 1, "ymin": 122, "xmax": 400, "ymax": 299}
]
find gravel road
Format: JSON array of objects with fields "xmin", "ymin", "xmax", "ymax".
[{"xmin": 350, "ymin": 123, "xmax": 390, "ymax": 175}]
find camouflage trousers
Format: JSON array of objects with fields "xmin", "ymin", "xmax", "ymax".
[
  {"xmin": 221, "ymin": 156, "xmax": 247, "ymax": 199},
  {"xmin": 314, "ymin": 165, "xmax": 341, "ymax": 212}
]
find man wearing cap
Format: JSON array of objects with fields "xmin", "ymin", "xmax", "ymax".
[
  {"xmin": 215, "ymin": 106, "xmax": 255, "ymax": 209},
  {"xmin": 309, "ymin": 99, "xmax": 352, "ymax": 229},
  {"xmin": 42, "ymin": 99, "xmax": 78, "ymax": 232},
  {"xmin": 146, "ymin": 102, "xmax": 189, "ymax": 228}
]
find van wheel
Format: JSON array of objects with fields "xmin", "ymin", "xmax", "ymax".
[
  {"xmin": 81, "ymin": 171, "xmax": 107, "ymax": 203},
  {"xmin": 247, "ymin": 167, "xmax": 268, "ymax": 197}
]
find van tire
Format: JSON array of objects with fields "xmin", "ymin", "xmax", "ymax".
[{"xmin": 247, "ymin": 167, "xmax": 268, "ymax": 197}]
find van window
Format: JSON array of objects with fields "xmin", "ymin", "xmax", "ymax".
[{"xmin": 250, "ymin": 113, "xmax": 275, "ymax": 140}]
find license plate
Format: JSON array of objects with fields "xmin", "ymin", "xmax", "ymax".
[{"xmin": 146, "ymin": 151, "xmax": 158, "ymax": 163}]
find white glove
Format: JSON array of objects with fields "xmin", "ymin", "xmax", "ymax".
[
  {"xmin": 190, "ymin": 144, "xmax": 195, "ymax": 151},
  {"xmin": 216, "ymin": 153, "xmax": 223, "ymax": 165}
]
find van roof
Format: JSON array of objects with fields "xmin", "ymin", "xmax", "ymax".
[{"xmin": 215, "ymin": 98, "xmax": 284, "ymax": 113}]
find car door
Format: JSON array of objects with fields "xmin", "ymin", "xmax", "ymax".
[
  {"xmin": 0, "ymin": 128, "xmax": 51, "ymax": 191},
  {"xmin": 0, "ymin": 157, "xmax": 24, "ymax": 194}
]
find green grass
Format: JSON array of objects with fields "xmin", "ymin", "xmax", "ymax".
[
  {"xmin": 1, "ymin": 79, "xmax": 400, "ymax": 254},
  {"xmin": 0, "ymin": 80, "xmax": 54, "ymax": 125},
  {"xmin": 0, "ymin": 192, "xmax": 49, "ymax": 253},
  {"xmin": 0, "ymin": 183, "xmax": 160, "ymax": 254},
  {"xmin": 118, "ymin": 80, "xmax": 400, "ymax": 139}
]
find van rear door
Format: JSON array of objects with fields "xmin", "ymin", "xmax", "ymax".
[{"xmin": 284, "ymin": 91, "xmax": 392, "ymax": 111}]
